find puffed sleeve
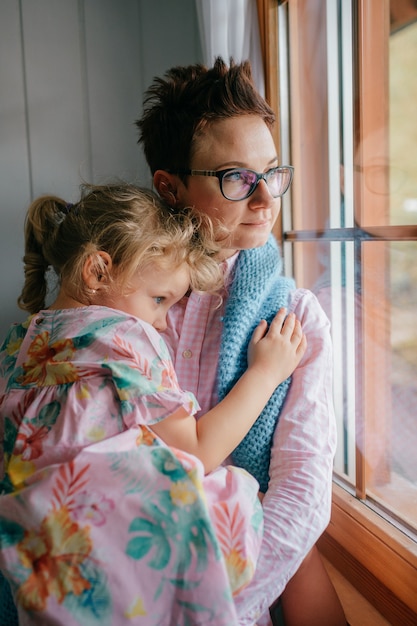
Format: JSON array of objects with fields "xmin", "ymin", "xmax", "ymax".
[{"xmin": 101, "ymin": 318, "xmax": 200, "ymax": 428}]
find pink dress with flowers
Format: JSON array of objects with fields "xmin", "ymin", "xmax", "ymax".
[{"xmin": 0, "ymin": 306, "xmax": 262, "ymax": 626}]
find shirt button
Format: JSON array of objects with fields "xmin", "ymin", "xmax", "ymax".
[
  {"xmin": 182, "ymin": 349, "xmax": 193, "ymax": 359},
  {"xmin": 35, "ymin": 318, "xmax": 43, "ymax": 325}
]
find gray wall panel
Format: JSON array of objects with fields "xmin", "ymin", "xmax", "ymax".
[
  {"xmin": 84, "ymin": 0, "xmax": 143, "ymax": 184},
  {"xmin": 0, "ymin": 0, "xmax": 32, "ymax": 332},
  {"xmin": 0, "ymin": 0, "xmax": 201, "ymax": 338},
  {"xmin": 138, "ymin": 0, "xmax": 202, "ymax": 89},
  {"xmin": 21, "ymin": 0, "xmax": 88, "ymax": 199}
]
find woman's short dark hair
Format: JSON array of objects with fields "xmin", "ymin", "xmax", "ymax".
[{"xmin": 136, "ymin": 56, "xmax": 275, "ymax": 175}]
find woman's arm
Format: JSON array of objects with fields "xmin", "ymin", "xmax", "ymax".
[
  {"xmin": 150, "ymin": 308, "xmax": 306, "ymax": 473},
  {"xmin": 233, "ymin": 289, "xmax": 337, "ymax": 624}
]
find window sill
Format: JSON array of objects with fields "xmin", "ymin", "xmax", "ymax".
[{"xmin": 317, "ymin": 483, "xmax": 417, "ymax": 625}]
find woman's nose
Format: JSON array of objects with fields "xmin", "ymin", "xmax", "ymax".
[{"xmin": 249, "ymin": 179, "xmax": 275, "ymax": 206}]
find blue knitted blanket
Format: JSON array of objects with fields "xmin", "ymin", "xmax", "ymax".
[{"xmin": 217, "ymin": 235, "xmax": 295, "ymax": 492}]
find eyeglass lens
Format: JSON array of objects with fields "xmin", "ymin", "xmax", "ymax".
[{"xmin": 221, "ymin": 168, "xmax": 292, "ymax": 200}]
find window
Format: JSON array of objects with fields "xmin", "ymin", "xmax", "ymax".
[{"xmin": 266, "ymin": 0, "xmax": 417, "ymax": 621}]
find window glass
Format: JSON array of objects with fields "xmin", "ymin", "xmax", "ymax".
[{"xmin": 281, "ymin": 0, "xmax": 417, "ymax": 538}]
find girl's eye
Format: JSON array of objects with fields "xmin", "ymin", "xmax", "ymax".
[{"xmin": 153, "ymin": 296, "xmax": 164, "ymax": 305}]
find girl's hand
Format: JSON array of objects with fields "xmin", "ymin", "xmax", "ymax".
[{"xmin": 247, "ymin": 308, "xmax": 307, "ymax": 388}]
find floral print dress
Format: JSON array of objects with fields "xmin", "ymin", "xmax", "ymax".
[{"xmin": 0, "ymin": 307, "xmax": 263, "ymax": 626}]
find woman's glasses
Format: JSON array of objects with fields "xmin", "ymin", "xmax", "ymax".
[{"xmin": 175, "ymin": 166, "xmax": 294, "ymax": 201}]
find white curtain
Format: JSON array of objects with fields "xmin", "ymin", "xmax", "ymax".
[{"xmin": 195, "ymin": 0, "xmax": 265, "ymax": 96}]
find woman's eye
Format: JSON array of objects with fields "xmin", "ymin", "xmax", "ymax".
[
  {"xmin": 266, "ymin": 167, "xmax": 279, "ymax": 181},
  {"xmin": 225, "ymin": 170, "xmax": 243, "ymax": 182}
]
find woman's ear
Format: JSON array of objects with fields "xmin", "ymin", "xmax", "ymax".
[
  {"xmin": 154, "ymin": 170, "xmax": 178, "ymax": 207},
  {"xmin": 82, "ymin": 251, "xmax": 113, "ymax": 290}
]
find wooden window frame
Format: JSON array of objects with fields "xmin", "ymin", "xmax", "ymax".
[{"xmin": 258, "ymin": 0, "xmax": 417, "ymax": 622}]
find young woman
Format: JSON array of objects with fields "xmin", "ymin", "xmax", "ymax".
[
  {"xmin": 136, "ymin": 57, "xmax": 347, "ymax": 626},
  {"xmin": 0, "ymin": 183, "xmax": 305, "ymax": 625}
]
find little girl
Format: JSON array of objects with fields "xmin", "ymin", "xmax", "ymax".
[{"xmin": 0, "ymin": 183, "xmax": 305, "ymax": 626}]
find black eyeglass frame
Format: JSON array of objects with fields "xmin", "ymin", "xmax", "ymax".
[{"xmin": 173, "ymin": 166, "xmax": 294, "ymax": 201}]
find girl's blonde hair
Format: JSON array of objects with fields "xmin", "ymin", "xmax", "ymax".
[{"xmin": 18, "ymin": 182, "xmax": 224, "ymax": 314}]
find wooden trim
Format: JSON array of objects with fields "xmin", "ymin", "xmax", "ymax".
[
  {"xmin": 354, "ymin": 0, "xmax": 391, "ymax": 495},
  {"xmin": 284, "ymin": 225, "xmax": 417, "ymax": 241},
  {"xmin": 286, "ymin": 0, "xmax": 330, "ymax": 287},
  {"xmin": 318, "ymin": 483, "xmax": 417, "ymax": 625},
  {"xmin": 257, "ymin": 0, "xmax": 282, "ymax": 241},
  {"xmin": 256, "ymin": 0, "xmax": 280, "ymax": 146}
]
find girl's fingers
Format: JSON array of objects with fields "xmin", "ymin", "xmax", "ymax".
[
  {"xmin": 251, "ymin": 319, "xmax": 268, "ymax": 344},
  {"xmin": 276, "ymin": 312, "xmax": 305, "ymax": 347},
  {"xmin": 279, "ymin": 311, "xmax": 296, "ymax": 336},
  {"xmin": 268, "ymin": 308, "xmax": 288, "ymax": 335},
  {"xmin": 254, "ymin": 309, "xmax": 305, "ymax": 347}
]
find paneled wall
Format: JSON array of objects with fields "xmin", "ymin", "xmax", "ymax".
[{"xmin": 0, "ymin": 0, "xmax": 202, "ymax": 337}]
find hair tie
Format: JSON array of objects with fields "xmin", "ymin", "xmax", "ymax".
[{"xmin": 63, "ymin": 203, "xmax": 74, "ymax": 214}]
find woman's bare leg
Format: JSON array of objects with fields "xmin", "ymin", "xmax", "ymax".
[{"xmin": 277, "ymin": 545, "xmax": 347, "ymax": 626}]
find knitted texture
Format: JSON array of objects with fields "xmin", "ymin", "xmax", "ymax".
[{"xmin": 217, "ymin": 235, "xmax": 295, "ymax": 492}]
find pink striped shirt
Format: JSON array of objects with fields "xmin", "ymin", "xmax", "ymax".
[{"xmin": 164, "ymin": 255, "xmax": 337, "ymax": 626}]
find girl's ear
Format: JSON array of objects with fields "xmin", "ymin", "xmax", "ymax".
[
  {"xmin": 154, "ymin": 170, "xmax": 179, "ymax": 207},
  {"xmin": 82, "ymin": 251, "xmax": 113, "ymax": 290}
]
